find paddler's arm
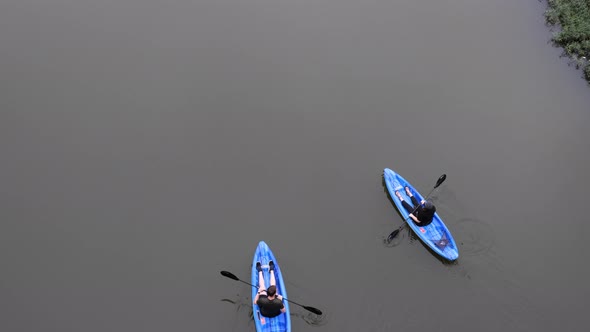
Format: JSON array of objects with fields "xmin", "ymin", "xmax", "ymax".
[
  {"xmin": 409, "ymin": 213, "xmax": 421, "ymax": 225},
  {"xmin": 253, "ymin": 290, "xmax": 264, "ymax": 305},
  {"xmin": 277, "ymin": 295, "xmax": 287, "ymax": 313}
]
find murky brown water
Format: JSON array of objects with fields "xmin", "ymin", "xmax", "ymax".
[{"xmin": 1, "ymin": 1, "xmax": 589, "ymax": 331}]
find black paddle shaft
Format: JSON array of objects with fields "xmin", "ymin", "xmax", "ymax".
[
  {"xmin": 386, "ymin": 174, "xmax": 447, "ymax": 241},
  {"xmin": 220, "ymin": 271, "xmax": 323, "ymax": 315},
  {"xmin": 405, "ymin": 174, "xmax": 446, "ymax": 220}
]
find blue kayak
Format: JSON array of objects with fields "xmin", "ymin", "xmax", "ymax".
[
  {"xmin": 251, "ymin": 241, "xmax": 291, "ymax": 332},
  {"xmin": 383, "ymin": 168, "xmax": 459, "ymax": 261}
]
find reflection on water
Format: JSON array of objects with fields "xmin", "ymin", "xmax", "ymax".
[{"xmin": 220, "ymin": 293, "xmax": 329, "ymax": 327}]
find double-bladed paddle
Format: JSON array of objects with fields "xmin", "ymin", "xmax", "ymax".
[
  {"xmin": 220, "ymin": 270, "xmax": 323, "ymax": 315},
  {"xmin": 386, "ymin": 174, "xmax": 447, "ymax": 242}
]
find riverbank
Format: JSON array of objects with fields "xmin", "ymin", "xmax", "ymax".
[{"xmin": 544, "ymin": 0, "xmax": 590, "ymax": 83}]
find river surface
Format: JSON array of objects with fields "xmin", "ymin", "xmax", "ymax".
[{"xmin": 1, "ymin": 1, "xmax": 590, "ymax": 331}]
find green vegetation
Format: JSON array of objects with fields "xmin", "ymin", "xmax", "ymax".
[{"xmin": 545, "ymin": 0, "xmax": 590, "ymax": 82}]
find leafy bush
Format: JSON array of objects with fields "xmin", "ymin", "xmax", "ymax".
[{"xmin": 545, "ymin": 0, "xmax": 590, "ymax": 84}]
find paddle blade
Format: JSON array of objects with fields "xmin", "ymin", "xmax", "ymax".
[
  {"xmin": 386, "ymin": 229, "xmax": 401, "ymax": 242},
  {"xmin": 434, "ymin": 174, "xmax": 447, "ymax": 188},
  {"xmin": 220, "ymin": 271, "xmax": 240, "ymax": 281},
  {"xmin": 303, "ymin": 306, "xmax": 323, "ymax": 315}
]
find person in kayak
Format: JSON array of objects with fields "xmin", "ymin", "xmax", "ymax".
[
  {"xmin": 253, "ymin": 260, "xmax": 286, "ymax": 318},
  {"xmin": 395, "ymin": 186, "xmax": 436, "ymax": 226}
]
